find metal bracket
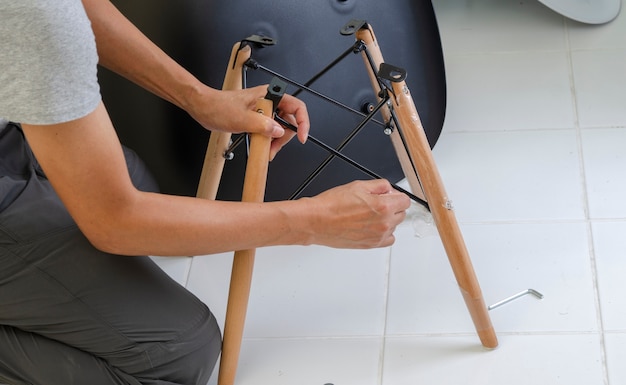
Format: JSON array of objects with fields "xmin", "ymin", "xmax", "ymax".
[
  {"xmin": 265, "ymin": 77, "xmax": 287, "ymax": 113},
  {"xmin": 232, "ymin": 35, "xmax": 277, "ymax": 69},
  {"xmin": 242, "ymin": 34, "xmax": 277, "ymax": 48},
  {"xmin": 378, "ymin": 63, "xmax": 407, "ymax": 83},
  {"xmin": 340, "ymin": 19, "xmax": 368, "ymax": 36}
]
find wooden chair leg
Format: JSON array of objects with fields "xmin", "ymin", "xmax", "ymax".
[
  {"xmin": 355, "ymin": 25, "xmax": 498, "ymax": 349},
  {"xmin": 218, "ymin": 98, "xmax": 273, "ymax": 385},
  {"xmin": 196, "ymin": 43, "xmax": 251, "ymax": 201},
  {"xmin": 194, "ymin": 43, "xmax": 273, "ymax": 385}
]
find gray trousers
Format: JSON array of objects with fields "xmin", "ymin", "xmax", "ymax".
[{"xmin": 0, "ymin": 123, "xmax": 221, "ymax": 385}]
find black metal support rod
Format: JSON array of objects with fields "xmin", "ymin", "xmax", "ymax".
[
  {"xmin": 224, "ymin": 134, "xmax": 246, "ymax": 158},
  {"xmin": 225, "ymin": 51, "xmax": 384, "ymax": 158},
  {"xmin": 286, "ymin": 94, "xmax": 389, "ymax": 200},
  {"xmin": 388, "ymin": 106, "xmax": 422, "ymax": 187},
  {"xmin": 292, "ymin": 42, "xmax": 362, "ymax": 98},
  {"xmin": 361, "ymin": 43, "xmax": 389, "ymax": 93},
  {"xmin": 235, "ymin": 48, "xmax": 429, "ymax": 207},
  {"xmin": 275, "ymin": 116, "xmax": 428, "ymax": 208},
  {"xmin": 245, "ymin": 60, "xmax": 387, "ymax": 129}
]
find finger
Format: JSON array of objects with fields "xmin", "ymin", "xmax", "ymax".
[
  {"xmin": 382, "ymin": 233, "xmax": 396, "ymax": 247},
  {"xmin": 370, "ymin": 232, "xmax": 396, "ymax": 249},
  {"xmin": 269, "ymin": 131, "xmax": 296, "ymax": 161},
  {"xmin": 278, "ymin": 95, "xmax": 310, "ymax": 143},
  {"xmin": 267, "ymin": 117, "xmax": 286, "ymax": 138},
  {"xmin": 396, "ymin": 205, "xmax": 410, "ymax": 220},
  {"xmin": 384, "ymin": 190, "xmax": 412, "ymax": 213},
  {"xmin": 361, "ymin": 178, "xmax": 394, "ymax": 195},
  {"xmin": 369, "ymin": 185, "xmax": 411, "ymax": 218},
  {"xmin": 245, "ymin": 109, "xmax": 285, "ymax": 138}
]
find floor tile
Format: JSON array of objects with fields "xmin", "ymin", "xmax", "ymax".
[
  {"xmin": 431, "ymin": 130, "xmax": 585, "ymax": 222},
  {"xmin": 187, "ymin": 245, "xmax": 390, "ymax": 338},
  {"xmin": 605, "ymin": 332, "xmax": 626, "ymax": 384},
  {"xmin": 386, "ymin": 222, "xmax": 598, "ymax": 335},
  {"xmin": 382, "ymin": 334, "xmax": 604, "ymax": 385},
  {"xmin": 186, "ymin": 252, "xmax": 233, "ymax": 328},
  {"xmin": 572, "ymin": 49, "xmax": 626, "ymax": 128},
  {"xmin": 432, "ymin": 0, "xmax": 566, "ymax": 54},
  {"xmin": 591, "ymin": 221, "xmax": 626, "ymax": 331},
  {"xmin": 581, "ymin": 128, "xmax": 626, "ymax": 219},
  {"xmin": 568, "ymin": 14, "xmax": 626, "ymax": 50},
  {"xmin": 443, "ymin": 51, "xmax": 575, "ymax": 132},
  {"xmin": 207, "ymin": 338, "xmax": 382, "ymax": 385}
]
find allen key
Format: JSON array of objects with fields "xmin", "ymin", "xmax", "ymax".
[{"xmin": 488, "ymin": 289, "xmax": 544, "ymax": 311}]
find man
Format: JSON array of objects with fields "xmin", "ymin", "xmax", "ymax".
[{"xmin": 0, "ymin": 1, "xmax": 410, "ymax": 384}]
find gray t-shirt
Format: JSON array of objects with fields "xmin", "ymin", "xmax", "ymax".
[{"xmin": 0, "ymin": 0, "xmax": 101, "ymax": 128}]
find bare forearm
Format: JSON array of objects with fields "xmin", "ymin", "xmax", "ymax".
[
  {"xmin": 92, "ymin": 192, "xmax": 315, "ymax": 256},
  {"xmin": 81, "ymin": 0, "xmax": 306, "ymax": 144},
  {"xmin": 85, "ymin": 177, "xmax": 408, "ymax": 257},
  {"xmin": 21, "ymin": 103, "xmax": 315, "ymax": 256},
  {"xmin": 23, "ymin": 102, "xmax": 406, "ymax": 257}
]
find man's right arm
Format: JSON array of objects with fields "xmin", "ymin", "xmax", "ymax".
[{"xmin": 22, "ymin": 102, "xmax": 410, "ymax": 257}]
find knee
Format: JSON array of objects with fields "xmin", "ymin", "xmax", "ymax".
[
  {"xmin": 156, "ymin": 309, "xmax": 222, "ymax": 385},
  {"xmin": 186, "ymin": 312, "xmax": 222, "ymax": 384}
]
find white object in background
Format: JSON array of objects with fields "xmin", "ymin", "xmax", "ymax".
[{"xmin": 539, "ymin": 0, "xmax": 621, "ymax": 24}]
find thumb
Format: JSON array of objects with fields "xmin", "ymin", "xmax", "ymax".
[{"xmin": 247, "ymin": 110, "xmax": 285, "ymax": 138}]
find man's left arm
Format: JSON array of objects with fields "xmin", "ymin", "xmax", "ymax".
[{"xmin": 81, "ymin": 0, "xmax": 309, "ymax": 148}]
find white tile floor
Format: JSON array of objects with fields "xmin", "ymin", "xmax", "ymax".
[{"xmin": 154, "ymin": 1, "xmax": 626, "ymax": 384}]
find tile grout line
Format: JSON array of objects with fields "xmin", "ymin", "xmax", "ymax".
[
  {"xmin": 586, "ymin": 222, "xmax": 610, "ymax": 385},
  {"xmin": 377, "ymin": 245, "xmax": 394, "ymax": 385},
  {"xmin": 564, "ymin": 18, "xmax": 611, "ymax": 385},
  {"xmin": 183, "ymin": 255, "xmax": 195, "ymax": 288}
]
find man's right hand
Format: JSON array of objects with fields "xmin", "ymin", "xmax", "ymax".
[{"xmin": 302, "ymin": 179, "xmax": 411, "ymax": 249}]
